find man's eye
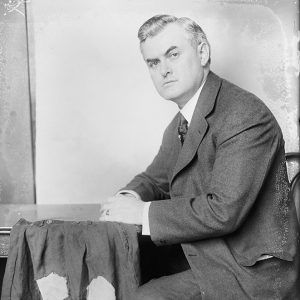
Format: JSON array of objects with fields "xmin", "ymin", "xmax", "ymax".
[
  {"xmin": 149, "ymin": 61, "xmax": 159, "ymax": 68},
  {"xmin": 170, "ymin": 52, "xmax": 179, "ymax": 58}
]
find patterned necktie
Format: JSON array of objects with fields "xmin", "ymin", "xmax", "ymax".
[{"xmin": 178, "ymin": 114, "xmax": 188, "ymax": 145}]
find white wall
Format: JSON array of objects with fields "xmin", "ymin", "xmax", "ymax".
[{"xmin": 32, "ymin": 0, "xmax": 299, "ymax": 204}]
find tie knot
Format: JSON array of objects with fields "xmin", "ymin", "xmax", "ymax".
[
  {"xmin": 178, "ymin": 114, "xmax": 188, "ymax": 135},
  {"xmin": 178, "ymin": 114, "xmax": 188, "ymax": 144}
]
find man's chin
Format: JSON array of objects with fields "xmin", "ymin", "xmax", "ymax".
[
  {"xmin": 159, "ymin": 90, "xmax": 181, "ymax": 102},
  {"xmin": 159, "ymin": 91, "xmax": 189, "ymax": 108}
]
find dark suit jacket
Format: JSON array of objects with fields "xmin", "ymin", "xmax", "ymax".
[{"xmin": 123, "ymin": 72, "xmax": 299, "ymax": 299}]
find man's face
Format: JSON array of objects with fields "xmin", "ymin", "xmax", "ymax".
[{"xmin": 140, "ymin": 23, "xmax": 207, "ymax": 108}]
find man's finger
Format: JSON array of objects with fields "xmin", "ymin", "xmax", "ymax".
[
  {"xmin": 99, "ymin": 203, "xmax": 111, "ymax": 217},
  {"xmin": 99, "ymin": 209, "xmax": 110, "ymax": 221}
]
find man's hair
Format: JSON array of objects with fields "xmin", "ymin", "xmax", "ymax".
[{"xmin": 138, "ymin": 15, "xmax": 210, "ymax": 63}]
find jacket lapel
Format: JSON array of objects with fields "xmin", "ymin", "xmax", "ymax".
[{"xmin": 171, "ymin": 72, "xmax": 222, "ymax": 184}]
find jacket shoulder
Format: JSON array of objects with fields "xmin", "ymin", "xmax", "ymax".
[
  {"xmin": 217, "ymin": 79, "xmax": 271, "ymax": 117},
  {"xmin": 212, "ymin": 77, "xmax": 283, "ymax": 138}
]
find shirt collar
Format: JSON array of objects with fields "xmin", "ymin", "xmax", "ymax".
[{"xmin": 180, "ymin": 78, "xmax": 206, "ymax": 124}]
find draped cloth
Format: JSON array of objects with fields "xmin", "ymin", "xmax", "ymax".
[{"xmin": 1, "ymin": 218, "xmax": 141, "ymax": 300}]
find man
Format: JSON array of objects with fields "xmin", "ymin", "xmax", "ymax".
[{"xmin": 100, "ymin": 15, "xmax": 299, "ymax": 299}]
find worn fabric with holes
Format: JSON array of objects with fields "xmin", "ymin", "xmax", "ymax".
[{"xmin": 1, "ymin": 218, "xmax": 140, "ymax": 300}]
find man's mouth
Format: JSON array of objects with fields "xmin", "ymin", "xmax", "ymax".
[{"xmin": 163, "ymin": 80, "xmax": 177, "ymax": 86}]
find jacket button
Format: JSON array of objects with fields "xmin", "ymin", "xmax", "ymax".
[{"xmin": 187, "ymin": 253, "xmax": 197, "ymax": 257}]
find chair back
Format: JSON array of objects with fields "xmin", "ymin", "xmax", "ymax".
[{"xmin": 285, "ymin": 152, "xmax": 300, "ymax": 224}]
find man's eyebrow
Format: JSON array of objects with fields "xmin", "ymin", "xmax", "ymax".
[
  {"xmin": 145, "ymin": 46, "xmax": 179, "ymax": 63},
  {"xmin": 164, "ymin": 46, "xmax": 178, "ymax": 56},
  {"xmin": 145, "ymin": 58, "xmax": 159, "ymax": 64}
]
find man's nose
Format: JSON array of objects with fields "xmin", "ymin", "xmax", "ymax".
[{"xmin": 160, "ymin": 61, "xmax": 172, "ymax": 77}]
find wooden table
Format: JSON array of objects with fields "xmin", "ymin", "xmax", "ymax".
[{"xmin": 0, "ymin": 204, "xmax": 100, "ymax": 258}]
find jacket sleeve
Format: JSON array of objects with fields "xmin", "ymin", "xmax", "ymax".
[
  {"xmin": 148, "ymin": 104, "xmax": 283, "ymax": 245},
  {"xmin": 121, "ymin": 117, "xmax": 179, "ymax": 202}
]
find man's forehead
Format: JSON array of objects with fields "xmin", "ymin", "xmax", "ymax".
[{"xmin": 140, "ymin": 23, "xmax": 190, "ymax": 59}]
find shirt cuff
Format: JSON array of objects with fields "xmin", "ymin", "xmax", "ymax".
[
  {"xmin": 116, "ymin": 190, "xmax": 141, "ymax": 200},
  {"xmin": 142, "ymin": 201, "xmax": 151, "ymax": 235}
]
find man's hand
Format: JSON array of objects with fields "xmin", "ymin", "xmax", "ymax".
[{"xmin": 99, "ymin": 194, "xmax": 145, "ymax": 225}]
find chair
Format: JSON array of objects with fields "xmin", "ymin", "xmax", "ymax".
[{"xmin": 285, "ymin": 152, "xmax": 300, "ymax": 224}]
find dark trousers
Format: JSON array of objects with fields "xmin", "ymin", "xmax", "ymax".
[
  {"xmin": 137, "ymin": 236, "xmax": 300, "ymax": 300},
  {"xmin": 137, "ymin": 236, "xmax": 202, "ymax": 300}
]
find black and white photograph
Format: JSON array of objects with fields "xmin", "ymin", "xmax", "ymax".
[{"xmin": 0, "ymin": 0, "xmax": 299, "ymax": 299}]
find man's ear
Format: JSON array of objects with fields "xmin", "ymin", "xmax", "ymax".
[{"xmin": 197, "ymin": 42, "xmax": 210, "ymax": 66}]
